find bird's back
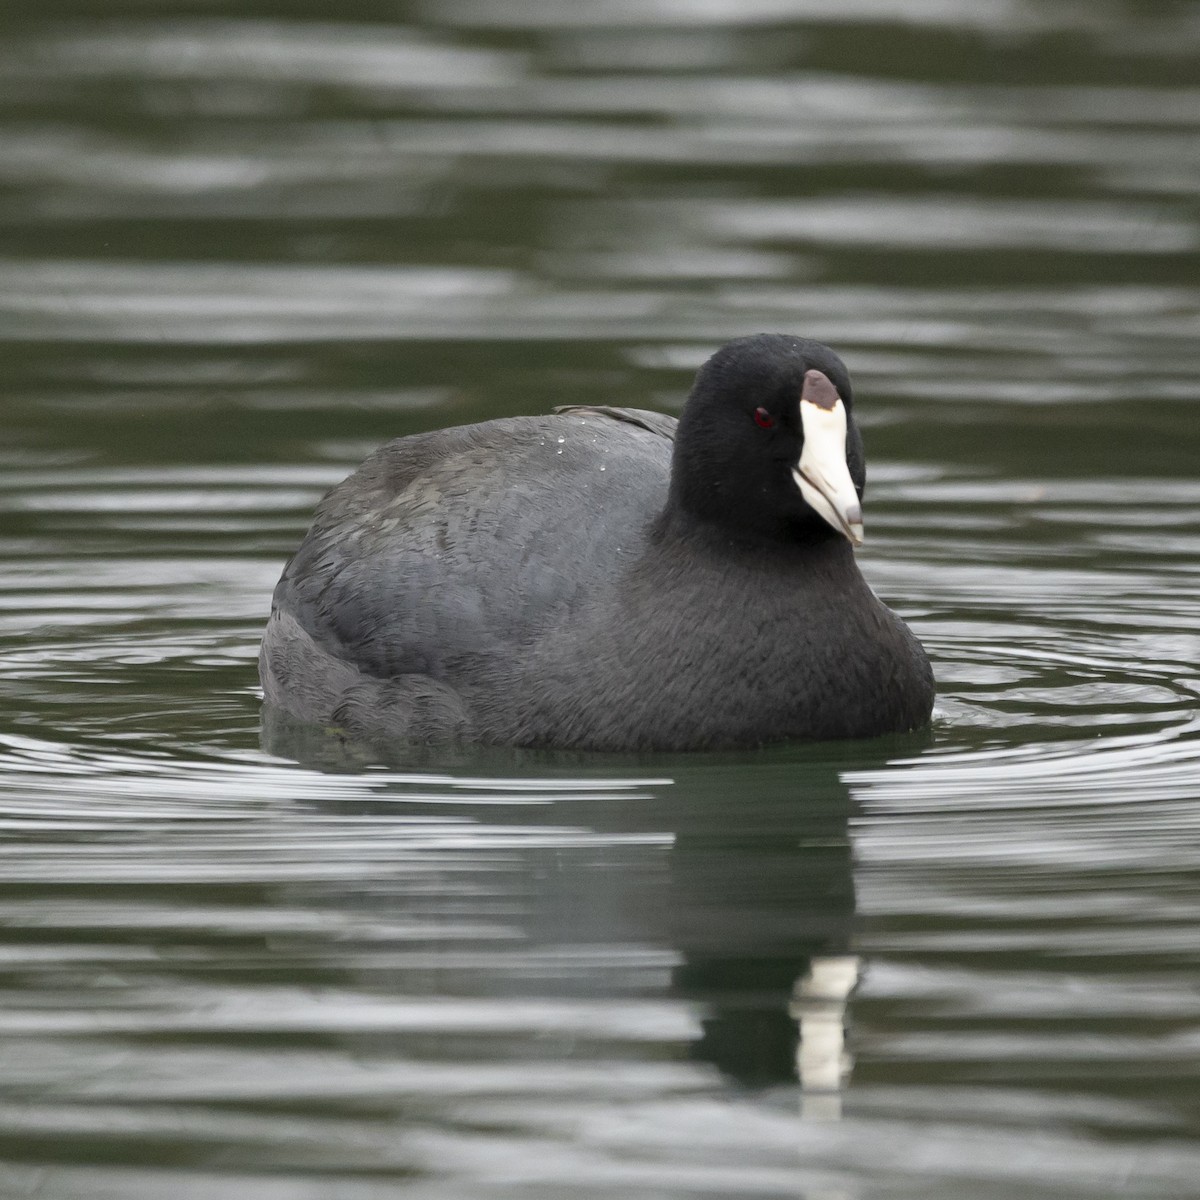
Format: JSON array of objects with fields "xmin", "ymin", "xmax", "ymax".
[{"xmin": 261, "ymin": 408, "xmax": 674, "ymax": 732}]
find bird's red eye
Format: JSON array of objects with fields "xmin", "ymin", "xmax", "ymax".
[{"xmin": 753, "ymin": 407, "xmax": 775, "ymax": 429}]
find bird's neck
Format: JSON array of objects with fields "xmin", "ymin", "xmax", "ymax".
[{"xmin": 651, "ymin": 502, "xmax": 856, "ymax": 566}]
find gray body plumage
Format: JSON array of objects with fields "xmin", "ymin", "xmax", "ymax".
[{"xmin": 260, "ymin": 402, "xmax": 933, "ymax": 751}]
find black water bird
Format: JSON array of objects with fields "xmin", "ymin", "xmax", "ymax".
[{"xmin": 260, "ymin": 335, "xmax": 934, "ymax": 750}]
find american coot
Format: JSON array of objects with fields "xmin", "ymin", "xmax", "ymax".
[{"xmin": 260, "ymin": 334, "xmax": 934, "ymax": 751}]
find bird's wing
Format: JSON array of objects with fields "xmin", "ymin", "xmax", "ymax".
[{"xmin": 271, "ymin": 410, "xmax": 674, "ymax": 680}]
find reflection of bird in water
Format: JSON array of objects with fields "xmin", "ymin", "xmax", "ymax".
[
  {"xmin": 263, "ymin": 714, "xmax": 927, "ymax": 1100},
  {"xmin": 656, "ymin": 756, "xmax": 858, "ymax": 1092}
]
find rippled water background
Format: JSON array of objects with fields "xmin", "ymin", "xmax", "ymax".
[{"xmin": 2, "ymin": 1, "xmax": 1199, "ymax": 1196}]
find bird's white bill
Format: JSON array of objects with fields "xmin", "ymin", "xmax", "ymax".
[{"xmin": 793, "ymin": 397, "xmax": 864, "ymax": 546}]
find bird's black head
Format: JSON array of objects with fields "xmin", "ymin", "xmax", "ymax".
[{"xmin": 668, "ymin": 334, "xmax": 867, "ymax": 545}]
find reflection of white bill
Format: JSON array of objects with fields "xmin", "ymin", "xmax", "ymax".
[{"xmin": 791, "ymin": 954, "xmax": 862, "ymax": 1120}]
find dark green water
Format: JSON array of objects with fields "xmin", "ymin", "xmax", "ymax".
[{"xmin": 2, "ymin": 2, "xmax": 1199, "ymax": 1196}]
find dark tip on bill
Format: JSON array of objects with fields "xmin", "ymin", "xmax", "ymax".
[{"xmin": 801, "ymin": 369, "xmax": 839, "ymax": 411}]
